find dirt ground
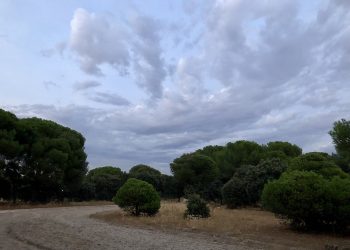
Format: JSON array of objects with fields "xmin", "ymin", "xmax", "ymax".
[
  {"xmin": 92, "ymin": 202, "xmax": 350, "ymax": 250},
  {"xmin": 1, "ymin": 204, "xmax": 349, "ymax": 250},
  {"xmin": 0, "ymin": 205, "xmax": 249, "ymax": 250},
  {"xmin": 0, "ymin": 201, "xmax": 113, "ymax": 210}
]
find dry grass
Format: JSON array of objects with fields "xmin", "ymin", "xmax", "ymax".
[
  {"xmin": 0, "ymin": 200, "xmax": 113, "ymax": 210},
  {"xmin": 92, "ymin": 201, "xmax": 350, "ymax": 249}
]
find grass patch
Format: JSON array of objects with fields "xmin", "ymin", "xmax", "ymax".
[
  {"xmin": 0, "ymin": 200, "xmax": 113, "ymax": 210},
  {"xmin": 92, "ymin": 201, "xmax": 350, "ymax": 249}
]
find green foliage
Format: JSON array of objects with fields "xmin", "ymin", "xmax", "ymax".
[
  {"xmin": 262, "ymin": 171, "xmax": 350, "ymax": 232},
  {"xmin": 160, "ymin": 174, "xmax": 180, "ymax": 199},
  {"xmin": 202, "ymin": 179, "xmax": 223, "ymax": 203},
  {"xmin": 77, "ymin": 181, "xmax": 96, "ymax": 201},
  {"xmin": 195, "ymin": 145, "xmax": 224, "ymax": 163},
  {"xmin": 329, "ymin": 119, "xmax": 350, "ymax": 173},
  {"xmin": 288, "ymin": 152, "xmax": 348, "ymax": 179},
  {"xmin": 0, "ymin": 109, "xmax": 23, "ymax": 202},
  {"xmin": 266, "ymin": 141, "xmax": 302, "ymax": 158},
  {"xmin": 88, "ymin": 166, "xmax": 123, "ymax": 177},
  {"xmin": 113, "ymin": 178, "xmax": 160, "ymax": 216},
  {"xmin": 0, "ymin": 163, "xmax": 11, "ymax": 200},
  {"xmin": 0, "ymin": 108, "xmax": 88, "ymax": 202},
  {"xmin": 222, "ymin": 158, "xmax": 287, "ymax": 207},
  {"xmin": 184, "ymin": 194, "xmax": 210, "ymax": 218},
  {"xmin": 170, "ymin": 153, "xmax": 218, "ymax": 196},
  {"xmin": 129, "ymin": 164, "xmax": 162, "ymax": 191},
  {"xmin": 216, "ymin": 140, "xmax": 264, "ymax": 181},
  {"xmin": 18, "ymin": 118, "xmax": 87, "ymax": 201},
  {"xmin": 222, "ymin": 176, "xmax": 247, "ymax": 208},
  {"xmin": 86, "ymin": 166, "xmax": 125, "ymax": 200}
]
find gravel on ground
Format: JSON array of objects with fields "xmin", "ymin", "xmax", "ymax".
[{"xmin": 0, "ymin": 205, "xmax": 253, "ymax": 250}]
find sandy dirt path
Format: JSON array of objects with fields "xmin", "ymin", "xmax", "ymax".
[{"xmin": 0, "ymin": 205, "xmax": 251, "ymax": 250}]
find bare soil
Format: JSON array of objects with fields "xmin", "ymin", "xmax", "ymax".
[
  {"xmin": 0, "ymin": 205, "xmax": 248, "ymax": 250},
  {"xmin": 0, "ymin": 200, "xmax": 113, "ymax": 210}
]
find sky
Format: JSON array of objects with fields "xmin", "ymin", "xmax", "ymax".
[{"xmin": 0, "ymin": 0, "xmax": 349, "ymax": 174}]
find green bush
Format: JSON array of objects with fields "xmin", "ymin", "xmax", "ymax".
[
  {"xmin": 222, "ymin": 158, "xmax": 287, "ymax": 208},
  {"xmin": 113, "ymin": 178, "xmax": 160, "ymax": 216},
  {"xmin": 184, "ymin": 194, "xmax": 210, "ymax": 218},
  {"xmin": 262, "ymin": 170, "xmax": 350, "ymax": 232},
  {"xmin": 288, "ymin": 152, "xmax": 348, "ymax": 179},
  {"xmin": 222, "ymin": 176, "xmax": 247, "ymax": 208}
]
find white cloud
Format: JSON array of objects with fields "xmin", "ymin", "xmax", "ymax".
[
  {"xmin": 131, "ymin": 15, "xmax": 167, "ymax": 98},
  {"xmin": 69, "ymin": 8, "xmax": 130, "ymax": 76},
  {"xmin": 4, "ymin": 1, "xmax": 350, "ymax": 172}
]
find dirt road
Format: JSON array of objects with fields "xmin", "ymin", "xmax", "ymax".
[{"xmin": 0, "ymin": 205, "xmax": 250, "ymax": 250}]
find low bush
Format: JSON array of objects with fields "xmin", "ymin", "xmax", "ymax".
[
  {"xmin": 184, "ymin": 194, "xmax": 210, "ymax": 218},
  {"xmin": 113, "ymin": 178, "xmax": 160, "ymax": 216},
  {"xmin": 262, "ymin": 170, "xmax": 350, "ymax": 232},
  {"xmin": 222, "ymin": 158, "xmax": 287, "ymax": 208},
  {"xmin": 222, "ymin": 176, "xmax": 247, "ymax": 208}
]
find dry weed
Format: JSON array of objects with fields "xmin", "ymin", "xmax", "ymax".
[{"xmin": 92, "ymin": 201, "xmax": 350, "ymax": 249}]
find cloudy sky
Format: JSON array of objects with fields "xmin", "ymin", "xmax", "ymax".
[{"xmin": 1, "ymin": 0, "xmax": 349, "ymax": 173}]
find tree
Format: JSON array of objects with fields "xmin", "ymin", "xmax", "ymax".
[
  {"xmin": 86, "ymin": 166, "xmax": 126, "ymax": 200},
  {"xmin": 215, "ymin": 140, "xmax": 264, "ymax": 182},
  {"xmin": 160, "ymin": 174, "xmax": 180, "ymax": 199},
  {"xmin": 195, "ymin": 145, "xmax": 224, "ymax": 163},
  {"xmin": 222, "ymin": 176, "xmax": 248, "ymax": 208},
  {"xmin": 77, "ymin": 181, "xmax": 96, "ymax": 201},
  {"xmin": 170, "ymin": 153, "xmax": 218, "ymax": 197},
  {"xmin": 262, "ymin": 141, "xmax": 302, "ymax": 162},
  {"xmin": 262, "ymin": 171, "xmax": 350, "ymax": 232},
  {"xmin": 18, "ymin": 118, "xmax": 88, "ymax": 201},
  {"xmin": 0, "ymin": 109, "xmax": 23, "ymax": 202},
  {"xmin": 221, "ymin": 158, "xmax": 287, "ymax": 208},
  {"xmin": 0, "ymin": 161, "xmax": 11, "ymax": 200},
  {"xmin": 329, "ymin": 119, "xmax": 350, "ymax": 173},
  {"xmin": 266, "ymin": 141, "xmax": 302, "ymax": 158},
  {"xmin": 288, "ymin": 152, "xmax": 348, "ymax": 179},
  {"xmin": 0, "ymin": 108, "xmax": 88, "ymax": 202},
  {"xmin": 113, "ymin": 178, "xmax": 160, "ymax": 216},
  {"xmin": 129, "ymin": 164, "xmax": 162, "ymax": 191},
  {"xmin": 202, "ymin": 178, "xmax": 224, "ymax": 203}
]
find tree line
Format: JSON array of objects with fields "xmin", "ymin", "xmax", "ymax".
[
  {"xmin": 0, "ymin": 109, "xmax": 87, "ymax": 202},
  {"xmin": 1, "ymin": 108, "xmax": 349, "ymax": 231},
  {"xmin": 0, "ymin": 108, "xmax": 178, "ymax": 202}
]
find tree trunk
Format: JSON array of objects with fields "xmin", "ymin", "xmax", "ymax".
[
  {"xmin": 10, "ymin": 182, "xmax": 17, "ymax": 204},
  {"xmin": 135, "ymin": 205, "xmax": 140, "ymax": 216}
]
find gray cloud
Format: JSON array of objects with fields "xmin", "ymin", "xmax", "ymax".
[
  {"xmin": 74, "ymin": 80, "xmax": 101, "ymax": 91},
  {"xmin": 89, "ymin": 92, "xmax": 130, "ymax": 106},
  {"xmin": 67, "ymin": 9, "xmax": 166, "ymax": 99},
  {"xmin": 131, "ymin": 15, "xmax": 167, "ymax": 99},
  {"xmin": 4, "ymin": 0, "xmax": 350, "ymax": 174},
  {"xmin": 43, "ymin": 81, "xmax": 59, "ymax": 90},
  {"xmin": 69, "ymin": 8, "xmax": 130, "ymax": 76}
]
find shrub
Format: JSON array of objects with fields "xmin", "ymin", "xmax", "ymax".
[
  {"xmin": 262, "ymin": 170, "xmax": 350, "ymax": 232},
  {"xmin": 288, "ymin": 152, "xmax": 348, "ymax": 179},
  {"xmin": 170, "ymin": 153, "xmax": 219, "ymax": 197},
  {"xmin": 184, "ymin": 194, "xmax": 210, "ymax": 218},
  {"xmin": 222, "ymin": 176, "xmax": 247, "ymax": 208},
  {"xmin": 222, "ymin": 158, "xmax": 287, "ymax": 208},
  {"xmin": 113, "ymin": 178, "xmax": 160, "ymax": 216}
]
